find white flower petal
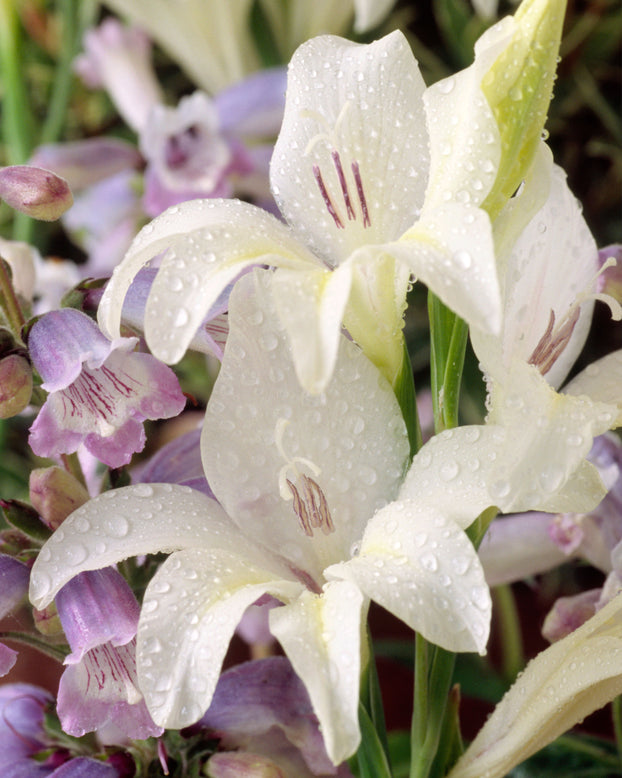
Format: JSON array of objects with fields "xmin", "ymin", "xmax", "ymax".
[
  {"xmin": 564, "ymin": 350, "xmax": 622, "ymax": 427},
  {"xmin": 270, "ymin": 265, "xmax": 352, "ymax": 393},
  {"xmin": 98, "ymin": 198, "xmax": 317, "ymax": 356},
  {"xmin": 398, "ymin": 425, "xmax": 506, "ymax": 529},
  {"xmin": 473, "ymin": 162, "xmax": 599, "ymax": 388},
  {"xmin": 201, "ymin": 270, "xmax": 409, "ymax": 579},
  {"xmin": 137, "ymin": 547, "xmax": 301, "ymax": 728},
  {"xmin": 269, "ymin": 581, "xmax": 366, "ymax": 765},
  {"xmin": 329, "ymin": 500, "xmax": 491, "ymax": 654},
  {"xmin": 29, "ymin": 483, "xmax": 236, "ymax": 610},
  {"xmin": 423, "ymin": 19, "xmax": 511, "ymax": 211},
  {"xmin": 353, "ymin": 0, "xmax": 397, "ymax": 32},
  {"xmin": 447, "ymin": 593, "xmax": 622, "ymax": 778},
  {"xmin": 394, "ymin": 202, "xmax": 501, "ymax": 334},
  {"xmin": 271, "ymin": 30, "xmax": 429, "ymax": 264}
]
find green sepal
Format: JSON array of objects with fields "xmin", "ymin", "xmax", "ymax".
[{"xmin": 0, "ymin": 498, "xmax": 51, "ymax": 542}]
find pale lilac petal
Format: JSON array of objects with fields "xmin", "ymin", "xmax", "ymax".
[
  {"xmin": 75, "ymin": 19, "xmax": 162, "ymax": 132},
  {"xmin": 329, "ymin": 500, "xmax": 491, "ymax": 654},
  {"xmin": 55, "ymin": 568, "xmax": 139, "ymax": 663},
  {"xmin": 201, "ymin": 657, "xmax": 340, "ymax": 776},
  {"xmin": 0, "ymin": 645, "xmax": 18, "ymax": 677},
  {"xmin": 479, "ymin": 513, "xmax": 567, "ymax": 586},
  {"xmin": 0, "ymin": 684, "xmax": 50, "ymax": 765},
  {"xmin": 28, "ymin": 309, "xmax": 119, "ymax": 391},
  {"xmin": 133, "ymin": 427, "xmax": 210, "ymax": 494},
  {"xmin": 29, "ymin": 139, "xmax": 141, "ymax": 190},
  {"xmin": 270, "ymin": 582, "xmax": 365, "ymax": 766},
  {"xmin": 215, "ymin": 67, "xmax": 286, "ymax": 137},
  {"xmin": 235, "ymin": 596, "xmax": 279, "ymax": 647},
  {"xmin": 542, "ymin": 590, "xmax": 601, "ymax": 642},
  {"xmin": 0, "ymin": 554, "xmax": 30, "ymax": 618},
  {"xmin": 142, "ymin": 165, "xmax": 232, "ymax": 217},
  {"xmin": 83, "ymin": 417, "xmax": 146, "ymax": 468},
  {"xmin": 137, "ymin": 547, "xmax": 302, "ymax": 728},
  {"xmin": 271, "ymin": 31, "xmax": 429, "ymax": 264},
  {"xmin": 57, "ymin": 640, "xmax": 162, "ymax": 739},
  {"xmin": 50, "ymin": 758, "xmax": 118, "ymax": 778}
]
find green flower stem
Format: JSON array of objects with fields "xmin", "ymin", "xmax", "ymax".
[
  {"xmin": 0, "ymin": 630, "xmax": 68, "ymax": 663},
  {"xmin": 612, "ymin": 695, "xmax": 622, "ymax": 767},
  {"xmin": 41, "ymin": 0, "xmax": 80, "ymax": 145},
  {"xmin": 394, "ymin": 337, "xmax": 423, "ymax": 460},
  {"xmin": 355, "ymin": 631, "xmax": 393, "ymax": 776},
  {"xmin": 0, "ymin": 253, "xmax": 26, "ymax": 333},
  {"xmin": 492, "ymin": 584, "xmax": 525, "ymax": 683},
  {"xmin": 0, "ymin": 0, "xmax": 33, "ymax": 164},
  {"xmin": 410, "ymin": 639, "xmax": 457, "ymax": 778}
]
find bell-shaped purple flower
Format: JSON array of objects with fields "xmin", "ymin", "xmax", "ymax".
[
  {"xmin": 28, "ymin": 308, "xmax": 186, "ymax": 468},
  {"xmin": 55, "ymin": 568, "xmax": 162, "ymax": 739},
  {"xmin": 0, "ymin": 553, "xmax": 30, "ymax": 676}
]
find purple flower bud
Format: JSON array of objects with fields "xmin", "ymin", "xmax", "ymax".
[
  {"xmin": 0, "ymin": 354, "xmax": 32, "ymax": 419},
  {"xmin": 0, "ymin": 165, "xmax": 73, "ymax": 221},
  {"xmin": 30, "ymin": 466, "xmax": 90, "ymax": 530}
]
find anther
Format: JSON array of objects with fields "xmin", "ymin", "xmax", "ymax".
[
  {"xmin": 351, "ymin": 161, "xmax": 371, "ymax": 227},
  {"xmin": 313, "ymin": 165, "xmax": 344, "ymax": 229},
  {"xmin": 332, "ymin": 151, "xmax": 355, "ymax": 220},
  {"xmin": 286, "ymin": 474, "xmax": 335, "ymax": 538}
]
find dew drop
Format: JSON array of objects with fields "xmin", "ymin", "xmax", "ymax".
[{"xmin": 173, "ymin": 308, "xmax": 189, "ymax": 327}]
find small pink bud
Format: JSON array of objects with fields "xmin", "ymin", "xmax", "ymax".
[
  {"xmin": 0, "ymin": 165, "xmax": 73, "ymax": 221},
  {"xmin": 33, "ymin": 601, "xmax": 64, "ymax": 637},
  {"xmin": 0, "ymin": 354, "xmax": 32, "ymax": 418},
  {"xmin": 29, "ymin": 466, "xmax": 90, "ymax": 530},
  {"xmin": 206, "ymin": 753, "xmax": 285, "ymax": 778}
]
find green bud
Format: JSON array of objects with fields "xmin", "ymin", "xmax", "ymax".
[
  {"xmin": 33, "ymin": 601, "xmax": 64, "ymax": 637},
  {"xmin": 481, "ymin": 0, "xmax": 566, "ymax": 220},
  {"xmin": 29, "ymin": 466, "xmax": 90, "ymax": 530}
]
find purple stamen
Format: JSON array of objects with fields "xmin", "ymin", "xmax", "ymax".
[
  {"xmin": 351, "ymin": 161, "xmax": 371, "ymax": 228},
  {"xmin": 313, "ymin": 164, "xmax": 344, "ymax": 229},
  {"xmin": 332, "ymin": 151, "xmax": 355, "ymax": 220}
]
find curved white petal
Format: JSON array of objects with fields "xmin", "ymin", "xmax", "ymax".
[
  {"xmin": 399, "ymin": 425, "xmax": 506, "ymax": 529},
  {"xmin": 271, "ymin": 31, "xmax": 429, "ymax": 264},
  {"xmin": 564, "ymin": 350, "xmax": 622, "ymax": 427},
  {"xmin": 29, "ymin": 483, "xmax": 236, "ymax": 609},
  {"xmin": 269, "ymin": 581, "xmax": 366, "ymax": 765},
  {"xmin": 389, "ymin": 202, "xmax": 501, "ymax": 334},
  {"xmin": 137, "ymin": 547, "xmax": 302, "ymax": 728},
  {"xmin": 487, "ymin": 362, "xmax": 614, "ymax": 513},
  {"xmin": 447, "ymin": 593, "xmax": 622, "ymax": 778},
  {"xmin": 201, "ymin": 270, "xmax": 409, "ymax": 579},
  {"xmin": 472, "ymin": 163, "xmax": 599, "ymax": 388},
  {"xmin": 270, "ymin": 264, "xmax": 352, "ymax": 394},
  {"xmin": 423, "ymin": 19, "xmax": 510, "ymax": 211},
  {"xmin": 98, "ymin": 199, "xmax": 318, "ymax": 356},
  {"xmin": 329, "ymin": 500, "xmax": 491, "ymax": 654}
]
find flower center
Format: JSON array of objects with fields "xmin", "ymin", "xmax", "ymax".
[
  {"xmin": 303, "ymin": 103, "xmax": 371, "ymax": 231},
  {"xmin": 528, "ymin": 256, "xmax": 621, "ymax": 376},
  {"xmin": 275, "ymin": 418, "xmax": 335, "ymax": 539}
]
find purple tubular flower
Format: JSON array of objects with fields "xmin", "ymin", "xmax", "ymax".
[
  {"xmin": 28, "ymin": 308, "xmax": 186, "ymax": 468},
  {"xmin": 133, "ymin": 427, "xmax": 212, "ymax": 496},
  {"xmin": 201, "ymin": 658, "xmax": 352, "ymax": 777},
  {"xmin": 0, "ymin": 554, "xmax": 30, "ymax": 676},
  {"xmin": 55, "ymin": 569, "xmax": 162, "ymax": 739},
  {"xmin": 0, "ymin": 683, "xmax": 52, "ymax": 768}
]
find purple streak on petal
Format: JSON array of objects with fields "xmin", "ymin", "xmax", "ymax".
[
  {"xmin": 49, "ymin": 758, "xmax": 118, "ymax": 778},
  {"xmin": 57, "ymin": 640, "xmax": 162, "ymax": 739},
  {"xmin": 215, "ymin": 68, "xmax": 286, "ymax": 137},
  {"xmin": 0, "ymin": 554, "xmax": 30, "ymax": 619},
  {"xmin": 56, "ymin": 569, "xmax": 139, "ymax": 663},
  {"xmin": 200, "ymin": 657, "xmax": 338, "ymax": 776},
  {"xmin": 29, "ymin": 139, "xmax": 141, "ymax": 191}
]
